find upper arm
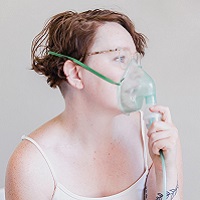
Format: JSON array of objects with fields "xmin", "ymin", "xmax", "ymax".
[{"xmin": 5, "ymin": 140, "xmax": 55, "ymax": 200}]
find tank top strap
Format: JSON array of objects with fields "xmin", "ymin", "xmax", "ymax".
[
  {"xmin": 139, "ymin": 111, "xmax": 148, "ymax": 170},
  {"xmin": 21, "ymin": 135, "xmax": 58, "ymax": 187}
]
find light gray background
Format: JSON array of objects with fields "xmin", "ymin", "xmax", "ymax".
[{"xmin": 1, "ymin": 0, "xmax": 200, "ymax": 199}]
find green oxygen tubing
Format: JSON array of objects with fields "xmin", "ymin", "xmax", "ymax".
[{"xmin": 48, "ymin": 51, "xmax": 167, "ymax": 200}]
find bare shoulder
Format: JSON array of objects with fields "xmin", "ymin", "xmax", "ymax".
[{"xmin": 5, "ymin": 132, "xmax": 55, "ymax": 199}]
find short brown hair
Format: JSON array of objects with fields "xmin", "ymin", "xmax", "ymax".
[{"xmin": 31, "ymin": 9, "xmax": 147, "ymax": 88}]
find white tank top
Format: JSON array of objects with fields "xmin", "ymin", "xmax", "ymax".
[{"xmin": 21, "ymin": 112, "xmax": 148, "ymax": 200}]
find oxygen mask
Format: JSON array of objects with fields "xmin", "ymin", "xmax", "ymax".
[
  {"xmin": 117, "ymin": 51, "xmax": 156, "ymax": 113},
  {"xmin": 116, "ymin": 48, "xmax": 161, "ymax": 127}
]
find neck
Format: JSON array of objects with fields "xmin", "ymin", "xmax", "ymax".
[
  {"xmin": 60, "ymin": 101, "xmax": 118, "ymax": 142},
  {"xmin": 57, "ymin": 87, "xmax": 140, "ymax": 147}
]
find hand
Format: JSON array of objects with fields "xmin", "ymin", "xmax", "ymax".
[{"xmin": 147, "ymin": 105, "xmax": 179, "ymax": 171}]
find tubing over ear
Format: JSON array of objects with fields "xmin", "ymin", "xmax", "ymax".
[{"xmin": 63, "ymin": 60, "xmax": 84, "ymax": 89}]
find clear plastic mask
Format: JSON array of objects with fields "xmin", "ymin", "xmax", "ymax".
[{"xmin": 117, "ymin": 56, "xmax": 157, "ymax": 113}]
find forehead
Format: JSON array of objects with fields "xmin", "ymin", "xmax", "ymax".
[{"xmin": 90, "ymin": 22, "xmax": 136, "ymax": 52}]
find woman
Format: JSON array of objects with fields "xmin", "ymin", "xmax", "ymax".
[{"xmin": 5, "ymin": 9, "xmax": 183, "ymax": 199}]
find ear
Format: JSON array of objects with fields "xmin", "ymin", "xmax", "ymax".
[{"xmin": 63, "ymin": 60, "xmax": 84, "ymax": 89}]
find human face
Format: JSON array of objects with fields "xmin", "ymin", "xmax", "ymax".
[{"xmin": 81, "ymin": 22, "xmax": 137, "ymax": 113}]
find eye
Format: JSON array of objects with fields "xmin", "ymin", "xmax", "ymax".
[{"xmin": 115, "ymin": 56, "xmax": 126, "ymax": 63}]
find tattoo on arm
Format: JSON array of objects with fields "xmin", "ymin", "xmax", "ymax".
[
  {"xmin": 145, "ymin": 186, "xmax": 148, "ymax": 199},
  {"xmin": 145, "ymin": 182, "xmax": 178, "ymax": 200},
  {"xmin": 156, "ymin": 182, "xmax": 178, "ymax": 200}
]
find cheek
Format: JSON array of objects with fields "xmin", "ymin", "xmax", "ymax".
[
  {"xmin": 81, "ymin": 58, "xmax": 123, "ymax": 109},
  {"xmin": 83, "ymin": 71, "xmax": 115, "ymax": 96},
  {"xmin": 85, "ymin": 58, "xmax": 123, "ymax": 84},
  {"xmin": 82, "ymin": 71, "xmax": 119, "ymax": 108},
  {"xmin": 96, "ymin": 84, "xmax": 119, "ymax": 109}
]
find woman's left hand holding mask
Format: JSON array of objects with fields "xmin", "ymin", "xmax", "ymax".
[{"xmin": 147, "ymin": 105, "xmax": 179, "ymax": 170}]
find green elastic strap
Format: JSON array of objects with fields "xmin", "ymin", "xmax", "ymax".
[{"xmin": 48, "ymin": 51, "xmax": 121, "ymax": 86}]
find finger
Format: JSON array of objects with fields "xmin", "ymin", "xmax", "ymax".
[
  {"xmin": 148, "ymin": 130, "xmax": 171, "ymax": 145},
  {"xmin": 150, "ymin": 135, "xmax": 178, "ymax": 156},
  {"xmin": 148, "ymin": 121, "xmax": 172, "ymax": 135},
  {"xmin": 150, "ymin": 138, "xmax": 173, "ymax": 155},
  {"xmin": 150, "ymin": 105, "xmax": 172, "ymax": 123}
]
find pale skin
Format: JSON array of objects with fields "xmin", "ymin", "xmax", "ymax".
[{"xmin": 5, "ymin": 22, "xmax": 183, "ymax": 199}]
